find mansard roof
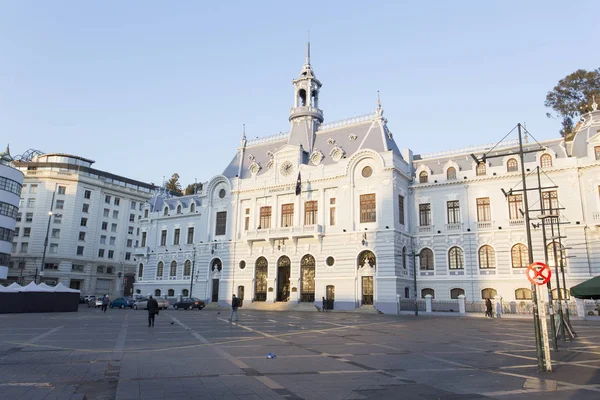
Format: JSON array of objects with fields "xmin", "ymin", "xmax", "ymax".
[{"xmin": 222, "ymin": 112, "xmax": 402, "ymax": 179}]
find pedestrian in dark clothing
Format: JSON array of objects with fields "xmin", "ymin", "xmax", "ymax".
[
  {"xmin": 485, "ymin": 298, "xmax": 493, "ymax": 318},
  {"xmin": 147, "ymin": 295, "xmax": 159, "ymax": 327},
  {"xmin": 322, "ymin": 296, "xmax": 327, "ymax": 313},
  {"xmin": 101, "ymin": 295, "xmax": 109, "ymax": 313},
  {"xmin": 228, "ymin": 294, "xmax": 239, "ymax": 322}
]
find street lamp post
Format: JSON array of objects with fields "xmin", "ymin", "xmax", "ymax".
[
  {"xmin": 410, "ymin": 251, "xmax": 421, "ymax": 316},
  {"xmin": 189, "ymin": 246, "xmax": 196, "ymax": 297}
]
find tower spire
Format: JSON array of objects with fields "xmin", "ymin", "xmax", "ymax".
[{"xmin": 306, "ymin": 41, "xmax": 310, "ymax": 65}]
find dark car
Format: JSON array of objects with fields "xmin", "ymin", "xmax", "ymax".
[
  {"xmin": 173, "ymin": 298, "xmax": 205, "ymax": 310},
  {"xmin": 109, "ymin": 297, "xmax": 135, "ymax": 309}
]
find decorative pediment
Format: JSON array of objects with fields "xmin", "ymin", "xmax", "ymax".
[
  {"xmin": 310, "ymin": 150, "xmax": 324, "ymax": 166},
  {"xmin": 248, "ymin": 162, "xmax": 261, "ymax": 175},
  {"xmin": 330, "ymin": 146, "xmax": 346, "ymax": 162}
]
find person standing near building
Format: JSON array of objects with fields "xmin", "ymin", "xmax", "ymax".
[
  {"xmin": 485, "ymin": 298, "xmax": 493, "ymax": 318},
  {"xmin": 101, "ymin": 295, "xmax": 109, "ymax": 313},
  {"xmin": 147, "ymin": 295, "xmax": 159, "ymax": 327},
  {"xmin": 228, "ymin": 294, "xmax": 239, "ymax": 322},
  {"xmin": 322, "ymin": 296, "xmax": 328, "ymax": 313}
]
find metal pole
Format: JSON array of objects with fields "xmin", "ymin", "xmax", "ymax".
[
  {"xmin": 556, "ymin": 221, "xmax": 575, "ymax": 337},
  {"xmin": 537, "ymin": 167, "xmax": 558, "ymax": 351},
  {"xmin": 189, "ymin": 247, "xmax": 196, "ymax": 298},
  {"xmin": 517, "ymin": 124, "xmax": 546, "ymax": 372},
  {"xmin": 39, "ymin": 187, "xmax": 56, "ymax": 284},
  {"xmin": 549, "ymin": 216, "xmax": 566, "ymax": 340},
  {"xmin": 413, "ymin": 252, "xmax": 419, "ymax": 316}
]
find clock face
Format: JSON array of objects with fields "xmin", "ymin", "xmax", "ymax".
[{"xmin": 280, "ymin": 161, "xmax": 293, "ymax": 176}]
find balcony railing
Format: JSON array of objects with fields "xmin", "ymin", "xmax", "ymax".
[
  {"xmin": 476, "ymin": 221, "xmax": 494, "ymax": 230},
  {"xmin": 593, "ymin": 212, "xmax": 600, "ymax": 221},
  {"xmin": 418, "ymin": 225, "xmax": 433, "ymax": 233},
  {"xmin": 245, "ymin": 225, "xmax": 323, "ymax": 241},
  {"xmin": 446, "ymin": 223, "xmax": 463, "ymax": 231},
  {"xmin": 509, "ymin": 219, "xmax": 525, "ymax": 227}
]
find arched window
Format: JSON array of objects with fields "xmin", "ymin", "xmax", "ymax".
[
  {"xmin": 176, "ymin": 204, "xmax": 182, "ymax": 214},
  {"xmin": 419, "ymin": 248, "xmax": 434, "ymax": 270},
  {"xmin": 507, "ymin": 158, "xmax": 518, "ymax": 172},
  {"xmin": 163, "ymin": 207, "xmax": 168, "ymax": 216},
  {"xmin": 402, "ymin": 246, "xmax": 407, "ymax": 269},
  {"xmin": 182, "ymin": 289, "xmax": 189, "ymax": 297},
  {"xmin": 448, "ymin": 247, "xmax": 464, "ymax": 270},
  {"xmin": 300, "ymin": 254, "xmax": 316, "ymax": 302},
  {"xmin": 254, "ymin": 257, "xmax": 268, "ymax": 302},
  {"xmin": 446, "ymin": 167, "xmax": 456, "ymax": 180},
  {"xmin": 419, "ymin": 171, "xmax": 428, "ymax": 183},
  {"xmin": 540, "ymin": 154, "xmax": 553, "ymax": 168},
  {"xmin": 481, "ymin": 288, "xmax": 497, "ymax": 299},
  {"xmin": 138, "ymin": 263, "xmax": 144, "ymax": 278},
  {"xmin": 551, "ymin": 288, "xmax": 570, "ymax": 300},
  {"xmin": 546, "ymin": 242, "xmax": 566, "ymax": 268},
  {"xmin": 476, "ymin": 162, "xmax": 486, "ymax": 176},
  {"xmin": 478, "ymin": 245, "xmax": 495, "ymax": 269},
  {"xmin": 156, "ymin": 261, "xmax": 164, "ymax": 277},
  {"xmin": 511, "ymin": 244, "xmax": 528, "ymax": 268},
  {"xmin": 404, "ymin": 287, "xmax": 410, "ymax": 298},
  {"xmin": 155, "ymin": 289, "xmax": 161, "ymax": 296},
  {"xmin": 450, "ymin": 288, "xmax": 465, "ymax": 299},
  {"xmin": 421, "ymin": 288, "xmax": 435, "ymax": 298},
  {"xmin": 184, "ymin": 260, "xmax": 192, "ymax": 276},
  {"xmin": 190, "ymin": 203, "xmax": 196, "ymax": 213},
  {"xmin": 170, "ymin": 260, "xmax": 177, "ymax": 277},
  {"xmin": 168, "ymin": 289, "xmax": 175, "ymax": 297},
  {"xmin": 211, "ymin": 258, "xmax": 222, "ymax": 272},
  {"xmin": 515, "ymin": 288, "xmax": 532, "ymax": 300}
]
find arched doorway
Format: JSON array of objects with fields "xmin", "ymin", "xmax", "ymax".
[
  {"xmin": 254, "ymin": 257, "xmax": 268, "ymax": 301},
  {"xmin": 210, "ymin": 258, "xmax": 222, "ymax": 302},
  {"xmin": 300, "ymin": 254, "xmax": 315, "ymax": 302},
  {"xmin": 358, "ymin": 250, "xmax": 376, "ymax": 305},
  {"xmin": 277, "ymin": 256, "xmax": 291, "ymax": 302}
]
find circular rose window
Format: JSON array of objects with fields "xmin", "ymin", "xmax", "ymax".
[
  {"xmin": 362, "ymin": 166, "xmax": 373, "ymax": 178},
  {"xmin": 239, "ymin": 260, "xmax": 246, "ymax": 270},
  {"xmin": 326, "ymin": 256, "xmax": 335, "ymax": 266},
  {"xmin": 219, "ymin": 188, "xmax": 226, "ymax": 198}
]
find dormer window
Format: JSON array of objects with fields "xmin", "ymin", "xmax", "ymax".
[
  {"xmin": 507, "ymin": 158, "xmax": 518, "ymax": 172},
  {"xmin": 446, "ymin": 167, "xmax": 456, "ymax": 180},
  {"xmin": 176, "ymin": 204, "xmax": 182, "ymax": 214},
  {"xmin": 419, "ymin": 171, "xmax": 428, "ymax": 183},
  {"xmin": 594, "ymin": 146, "xmax": 600, "ymax": 160},
  {"xmin": 476, "ymin": 163, "xmax": 486, "ymax": 176},
  {"xmin": 190, "ymin": 203, "xmax": 195, "ymax": 213},
  {"xmin": 163, "ymin": 207, "xmax": 168, "ymax": 216},
  {"xmin": 540, "ymin": 154, "xmax": 553, "ymax": 168}
]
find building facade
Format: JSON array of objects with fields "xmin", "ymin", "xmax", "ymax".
[
  {"xmin": 5, "ymin": 153, "xmax": 155, "ymax": 297},
  {"xmin": 0, "ymin": 146, "xmax": 24, "ymax": 281},
  {"xmin": 129, "ymin": 48, "xmax": 599, "ymax": 312}
]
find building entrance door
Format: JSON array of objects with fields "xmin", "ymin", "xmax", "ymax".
[
  {"xmin": 277, "ymin": 256, "xmax": 291, "ymax": 302},
  {"xmin": 362, "ymin": 276, "xmax": 373, "ymax": 305},
  {"xmin": 212, "ymin": 279, "xmax": 219, "ymax": 302}
]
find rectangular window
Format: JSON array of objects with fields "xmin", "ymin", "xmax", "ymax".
[
  {"xmin": 187, "ymin": 227, "xmax": 194, "ymax": 244},
  {"xmin": 14, "ymin": 227, "xmax": 19, "ymax": 236},
  {"xmin": 72, "ymin": 264, "xmax": 84, "ymax": 271},
  {"xmin": 109, "ymin": 237, "xmax": 116, "ymax": 246},
  {"xmin": 304, "ymin": 201, "xmax": 318, "ymax": 225},
  {"xmin": 125, "ymin": 252, "xmax": 131, "ymax": 261},
  {"xmin": 399, "ymin": 195, "xmax": 405, "ymax": 225},
  {"xmin": 476, "ymin": 198, "xmax": 491, "ymax": 222},
  {"xmin": 20, "ymin": 242, "xmax": 28, "ymax": 253},
  {"xmin": 127, "ymin": 226, "xmax": 133, "ymax": 234},
  {"xmin": 447, "ymin": 200, "xmax": 460, "ymax": 224},
  {"xmin": 360, "ymin": 194, "xmax": 376, "ymax": 223},
  {"xmin": 161, "ymin": 230, "xmax": 167, "ymax": 246},
  {"xmin": 23, "ymin": 227, "xmax": 31, "ymax": 237},
  {"xmin": 329, "ymin": 198, "xmax": 336, "ymax": 226},
  {"xmin": 108, "ymin": 250, "xmax": 114, "ymax": 259},
  {"xmin": 97, "ymin": 266, "xmax": 104, "ymax": 273},
  {"xmin": 103, "ymin": 208, "xmax": 110, "ymax": 217},
  {"xmin": 129, "ymin": 213, "xmax": 135, "ymax": 222},
  {"xmin": 508, "ymin": 194, "xmax": 523, "ymax": 220},
  {"xmin": 126, "ymin": 239, "xmax": 132, "ymax": 247},
  {"xmin": 29, "ymin": 184, "xmax": 37, "ymax": 194},
  {"xmin": 419, "ymin": 203, "xmax": 431, "ymax": 226},
  {"xmin": 216, "ymin": 211, "xmax": 227, "ymax": 235},
  {"xmin": 98, "ymin": 249, "xmax": 105, "ymax": 258},
  {"xmin": 112, "ymin": 210, "xmax": 119, "ymax": 219},
  {"xmin": 58, "ymin": 186, "xmax": 66, "ymax": 195},
  {"xmin": 80, "ymin": 217, "xmax": 87, "ymax": 227},
  {"xmin": 131, "ymin": 201, "xmax": 136, "ymax": 209},
  {"xmin": 259, "ymin": 206, "xmax": 272, "ymax": 229},
  {"xmin": 26, "ymin": 213, "xmax": 33, "ymax": 222},
  {"xmin": 244, "ymin": 208, "xmax": 250, "ymax": 231},
  {"xmin": 16, "ymin": 212, "xmax": 22, "ymax": 222},
  {"xmin": 55, "ymin": 199, "xmax": 64, "ymax": 209},
  {"xmin": 49, "ymin": 243, "xmax": 58, "ymax": 254},
  {"xmin": 101, "ymin": 221, "xmax": 108, "ymax": 230},
  {"xmin": 111, "ymin": 223, "xmax": 117, "ymax": 232},
  {"xmin": 105, "ymin": 195, "xmax": 111, "ymax": 204},
  {"xmin": 78, "ymin": 232, "xmax": 86, "ymax": 241},
  {"xmin": 114, "ymin": 197, "xmax": 120, "ymax": 206},
  {"xmin": 281, "ymin": 204, "xmax": 294, "ymax": 227},
  {"xmin": 100, "ymin": 235, "xmax": 106, "ymax": 244},
  {"xmin": 141, "ymin": 232, "xmax": 147, "ymax": 247},
  {"xmin": 542, "ymin": 191, "xmax": 559, "ymax": 216},
  {"xmin": 84, "ymin": 190, "xmax": 91, "ymax": 199},
  {"xmin": 51, "ymin": 228, "xmax": 60, "ymax": 239},
  {"xmin": 173, "ymin": 228, "xmax": 180, "ymax": 245},
  {"xmin": 82, "ymin": 203, "xmax": 89, "ymax": 213},
  {"xmin": 27, "ymin": 198, "xmax": 36, "ymax": 208},
  {"xmin": 595, "ymin": 146, "xmax": 600, "ymax": 160},
  {"xmin": 53, "ymin": 215, "xmax": 61, "ymax": 224}
]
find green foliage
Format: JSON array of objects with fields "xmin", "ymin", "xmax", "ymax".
[
  {"xmin": 165, "ymin": 173, "xmax": 182, "ymax": 194},
  {"xmin": 184, "ymin": 182, "xmax": 203, "ymax": 195},
  {"xmin": 545, "ymin": 68, "xmax": 600, "ymax": 137}
]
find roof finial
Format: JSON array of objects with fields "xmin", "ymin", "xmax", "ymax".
[
  {"xmin": 306, "ymin": 38, "xmax": 310, "ymax": 65},
  {"xmin": 376, "ymin": 90, "xmax": 384, "ymax": 117},
  {"xmin": 593, "ymin": 95, "xmax": 598, "ymax": 111},
  {"xmin": 242, "ymin": 124, "xmax": 246, "ymax": 140}
]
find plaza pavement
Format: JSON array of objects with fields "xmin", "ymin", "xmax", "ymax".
[{"xmin": 1, "ymin": 306, "xmax": 600, "ymax": 400}]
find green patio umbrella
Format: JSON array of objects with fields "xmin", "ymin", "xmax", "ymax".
[{"xmin": 570, "ymin": 276, "xmax": 600, "ymax": 300}]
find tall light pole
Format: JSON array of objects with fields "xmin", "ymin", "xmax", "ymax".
[
  {"xmin": 39, "ymin": 187, "xmax": 56, "ymax": 284},
  {"xmin": 410, "ymin": 251, "xmax": 421, "ymax": 316}
]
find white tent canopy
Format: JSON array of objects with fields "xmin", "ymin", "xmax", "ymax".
[
  {"xmin": 54, "ymin": 283, "xmax": 80, "ymax": 293},
  {"xmin": 19, "ymin": 282, "xmax": 54, "ymax": 292}
]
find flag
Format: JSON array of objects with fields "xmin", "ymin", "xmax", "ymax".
[{"xmin": 295, "ymin": 171, "xmax": 301, "ymax": 195}]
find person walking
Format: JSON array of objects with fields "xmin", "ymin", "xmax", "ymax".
[
  {"xmin": 228, "ymin": 294, "xmax": 239, "ymax": 323},
  {"xmin": 485, "ymin": 298, "xmax": 493, "ymax": 318},
  {"xmin": 101, "ymin": 295, "xmax": 109, "ymax": 313},
  {"xmin": 322, "ymin": 296, "xmax": 328, "ymax": 313},
  {"xmin": 147, "ymin": 295, "xmax": 159, "ymax": 327}
]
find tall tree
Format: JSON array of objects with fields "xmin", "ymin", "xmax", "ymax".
[
  {"xmin": 545, "ymin": 68, "xmax": 600, "ymax": 137},
  {"xmin": 165, "ymin": 173, "xmax": 182, "ymax": 194},
  {"xmin": 184, "ymin": 182, "xmax": 203, "ymax": 195}
]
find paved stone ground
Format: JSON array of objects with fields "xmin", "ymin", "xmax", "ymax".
[{"xmin": 1, "ymin": 306, "xmax": 600, "ymax": 400}]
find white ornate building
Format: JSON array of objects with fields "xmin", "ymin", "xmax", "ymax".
[
  {"xmin": 0, "ymin": 146, "xmax": 24, "ymax": 281},
  {"xmin": 135, "ymin": 46, "xmax": 600, "ymax": 313}
]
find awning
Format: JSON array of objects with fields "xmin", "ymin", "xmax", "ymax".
[{"xmin": 571, "ymin": 276, "xmax": 600, "ymax": 300}]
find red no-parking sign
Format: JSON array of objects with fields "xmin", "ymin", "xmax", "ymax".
[{"xmin": 526, "ymin": 262, "xmax": 552, "ymax": 285}]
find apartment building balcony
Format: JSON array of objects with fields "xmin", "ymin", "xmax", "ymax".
[
  {"xmin": 244, "ymin": 225, "xmax": 323, "ymax": 243},
  {"xmin": 445, "ymin": 223, "xmax": 463, "ymax": 232},
  {"xmin": 509, "ymin": 219, "xmax": 525, "ymax": 227},
  {"xmin": 475, "ymin": 221, "xmax": 494, "ymax": 230}
]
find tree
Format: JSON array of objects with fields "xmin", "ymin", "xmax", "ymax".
[
  {"xmin": 545, "ymin": 68, "xmax": 600, "ymax": 138},
  {"xmin": 165, "ymin": 173, "xmax": 182, "ymax": 194},
  {"xmin": 184, "ymin": 182, "xmax": 203, "ymax": 195}
]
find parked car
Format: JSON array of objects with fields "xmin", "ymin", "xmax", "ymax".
[
  {"xmin": 88, "ymin": 297, "xmax": 103, "ymax": 308},
  {"xmin": 133, "ymin": 297, "xmax": 169, "ymax": 310},
  {"xmin": 173, "ymin": 298, "xmax": 206, "ymax": 310},
  {"xmin": 82, "ymin": 295, "xmax": 96, "ymax": 305},
  {"xmin": 109, "ymin": 297, "xmax": 135, "ymax": 309}
]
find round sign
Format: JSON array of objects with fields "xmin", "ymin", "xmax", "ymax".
[{"xmin": 526, "ymin": 262, "xmax": 552, "ymax": 286}]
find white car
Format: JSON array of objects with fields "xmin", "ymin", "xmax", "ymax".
[{"xmin": 133, "ymin": 297, "xmax": 169, "ymax": 310}]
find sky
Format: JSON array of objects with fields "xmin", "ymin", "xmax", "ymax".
[{"xmin": 0, "ymin": 1, "xmax": 598, "ymax": 187}]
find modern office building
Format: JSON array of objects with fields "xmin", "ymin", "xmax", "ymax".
[{"xmin": 0, "ymin": 146, "xmax": 24, "ymax": 281}]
